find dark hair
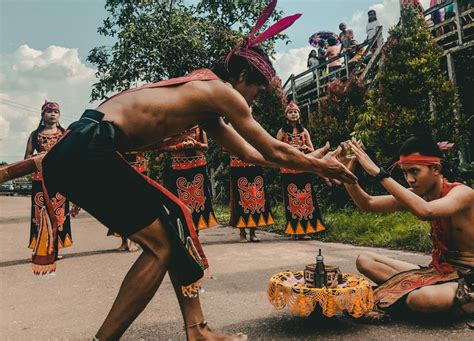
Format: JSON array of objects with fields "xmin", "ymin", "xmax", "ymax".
[
  {"xmin": 328, "ymin": 36, "xmax": 337, "ymax": 46},
  {"xmin": 282, "ymin": 120, "xmax": 304, "ymax": 134},
  {"xmin": 399, "ymin": 135, "xmax": 442, "ymax": 158},
  {"xmin": 368, "ymin": 10, "xmax": 376, "ymax": 15},
  {"xmin": 211, "ymin": 46, "xmax": 273, "ymax": 86},
  {"xmin": 282, "ymin": 108, "xmax": 305, "ymax": 134}
]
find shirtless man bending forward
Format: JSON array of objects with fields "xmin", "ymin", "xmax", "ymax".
[{"xmin": 40, "ymin": 42, "xmax": 356, "ymax": 340}]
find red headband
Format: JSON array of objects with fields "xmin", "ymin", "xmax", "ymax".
[
  {"xmin": 389, "ymin": 153, "xmax": 441, "ymax": 172},
  {"xmin": 399, "ymin": 154, "xmax": 441, "ymax": 165},
  {"xmin": 41, "ymin": 100, "xmax": 60, "ymax": 115},
  {"xmin": 285, "ymin": 101, "xmax": 300, "ymax": 113},
  {"xmin": 225, "ymin": 0, "xmax": 302, "ymax": 82}
]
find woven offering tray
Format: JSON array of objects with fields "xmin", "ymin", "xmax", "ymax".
[{"xmin": 267, "ymin": 271, "xmax": 374, "ymax": 318}]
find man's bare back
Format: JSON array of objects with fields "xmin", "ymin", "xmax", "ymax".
[{"xmin": 97, "ymin": 80, "xmax": 228, "ymax": 150}]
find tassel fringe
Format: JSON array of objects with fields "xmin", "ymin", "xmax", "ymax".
[
  {"xmin": 181, "ymin": 280, "xmax": 202, "ymax": 298},
  {"xmin": 32, "ymin": 262, "xmax": 57, "ymax": 276}
]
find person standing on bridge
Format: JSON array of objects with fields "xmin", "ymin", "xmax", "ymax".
[{"xmin": 366, "ymin": 9, "xmax": 383, "ymax": 51}]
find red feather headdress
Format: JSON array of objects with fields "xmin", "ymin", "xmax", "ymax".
[{"xmin": 225, "ymin": 0, "xmax": 301, "ymax": 82}]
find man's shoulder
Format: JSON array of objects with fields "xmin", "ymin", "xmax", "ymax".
[{"xmin": 446, "ymin": 183, "xmax": 474, "ymax": 198}]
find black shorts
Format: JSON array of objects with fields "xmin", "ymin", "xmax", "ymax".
[
  {"xmin": 42, "ymin": 110, "xmax": 208, "ymax": 286},
  {"xmin": 42, "ymin": 110, "xmax": 161, "ymax": 237}
]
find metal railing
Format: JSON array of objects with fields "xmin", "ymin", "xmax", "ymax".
[
  {"xmin": 422, "ymin": 0, "xmax": 473, "ymax": 52},
  {"xmin": 283, "ymin": 0, "xmax": 473, "ymax": 109},
  {"xmin": 283, "ymin": 27, "xmax": 383, "ymax": 110}
]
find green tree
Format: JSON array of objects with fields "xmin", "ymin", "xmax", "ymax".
[
  {"xmin": 87, "ymin": 0, "xmax": 286, "ymax": 101},
  {"xmin": 308, "ymin": 77, "xmax": 369, "ymax": 208},
  {"xmin": 311, "ymin": 76, "xmax": 368, "ymax": 147},
  {"xmin": 355, "ymin": 7, "xmax": 466, "ymax": 177}
]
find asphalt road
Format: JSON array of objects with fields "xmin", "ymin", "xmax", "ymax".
[{"xmin": 1, "ymin": 196, "xmax": 472, "ymax": 340}]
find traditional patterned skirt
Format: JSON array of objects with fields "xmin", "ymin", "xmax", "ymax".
[
  {"xmin": 373, "ymin": 263, "xmax": 473, "ymax": 310},
  {"xmin": 229, "ymin": 158, "xmax": 274, "ymax": 228},
  {"xmin": 168, "ymin": 156, "xmax": 218, "ymax": 230},
  {"xmin": 29, "ymin": 177, "xmax": 72, "ymax": 249},
  {"xmin": 281, "ymin": 171, "xmax": 325, "ymax": 235}
]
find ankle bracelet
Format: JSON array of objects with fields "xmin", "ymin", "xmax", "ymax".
[{"xmin": 184, "ymin": 320, "xmax": 207, "ymax": 330}]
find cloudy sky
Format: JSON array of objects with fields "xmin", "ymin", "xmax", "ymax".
[{"xmin": 0, "ymin": 0, "xmax": 430, "ymax": 163}]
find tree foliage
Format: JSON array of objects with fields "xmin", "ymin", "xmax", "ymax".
[
  {"xmin": 311, "ymin": 77, "xmax": 368, "ymax": 147},
  {"xmin": 309, "ymin": 77, "xmax": 369, "ymax": 208},
  {"xmin": 354, "ymin": 7, "xmax": 466, "ymax": 178},
  {"xmin": 87, "ymin": 0, "xmax": 286, "ymax": 101}
]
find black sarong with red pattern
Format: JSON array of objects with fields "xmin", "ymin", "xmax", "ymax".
[
  {"xmin": 29, "ymin": 129, "xmax": 72, "ymax": 250},
  {"xmin": 229, "ymin": 156, "xmax": 274, "ymax": 228},
  {"xmin": 280, "ymin": 132, "xmax": 325, "ymax": 235},
  {"xmin": 167, "ymin": 128, "xmax": 218, "ymax": 230},
  {"xmin": 42, "ymin": 110, "xmax": 208, "ymax": 289},
  {"xmin": 281, "ymin": 171, "xmax": 325, "ymax": 235}
]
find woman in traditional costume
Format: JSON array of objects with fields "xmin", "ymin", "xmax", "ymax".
[
  {"xmin": 163, "ymin": 127, "xmax": 218, "ymax": 233},
  {"xmin": 229, "ymin": 155, "xmax": 274, "ymax": 242},
  {"xmin": 24, "ymin": 101, "xmax": 73, "ymax": 252},
  {"xmin": 277, "ymin": 101, "xmax": 326, "ymax": 240}
]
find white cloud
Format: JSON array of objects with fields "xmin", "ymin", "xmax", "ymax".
[
  {"xmin": 0, "ymin": 45, "xmax": 98, "ymax": 163},
  {"xmin": 272, "ymin": 46, "xmax": 313, "ymax": 84}
]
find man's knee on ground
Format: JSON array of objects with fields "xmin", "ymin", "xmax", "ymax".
[
  {"xmin": 406, "ymin": 288, "xmax": 448, "ymax": 313},
  {"xmin": 356, "ymin": 252, "xmax": 377, "ymax": 275}
]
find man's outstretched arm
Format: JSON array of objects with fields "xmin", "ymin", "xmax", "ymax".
[
  {"xmin": 378, "ymin": 177, "xmax": 472, "ymax": 220},
  {"xmin": 208, "ymin": 83, "xmax": 357, "ymax": 184},
  {"xmin": 340, "ymin": 156, "xmax": 403, "ymax": 212},
  {"xmin": 202, "ymin": 117, "xmax": 277, "ymax": 168},
  {"xmin": 344, "ymin": 182, "xmax": 404, "ymax": 213},
  {"xmin": 349, "ymin": 141, "xmax": 474, "ymax": 219}
]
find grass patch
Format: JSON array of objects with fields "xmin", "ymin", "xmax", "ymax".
[{"xmin": 213, "ymin": 203, "xmax": 431, "ymax": 253}]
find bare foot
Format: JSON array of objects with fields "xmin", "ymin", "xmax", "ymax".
[
  {"xmin": 116, "ymin": 243, "xmax": 128, "ymax": 251},
  {"xmin": 302, "ymin": 234, "xmax": 312, "ymax": 240},
  {"xmin": 239, "ymin": 230, "xmax": 248, "ymax": 243},
  {"xmin": 127, "ymin": 240, "xmax": 140, "ymax": 252},
  {"xmin": 187, "ymin": 322, "xmax": 247, "ymax": 340},
  {"xmin": 249, "ymin": 235, "xmax": 260, "ymax": 242},
  {"xmin": 239, "ymin": 237, "xmax": 248, "ymax": 243}
]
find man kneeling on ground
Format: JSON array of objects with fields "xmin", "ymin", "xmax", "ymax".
[{"xmin": 341, "ymin": 135, "xmax": 473, "ymax": 322}]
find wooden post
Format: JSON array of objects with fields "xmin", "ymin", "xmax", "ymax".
[
  {"xmin": 315, "ymin": 67, "xmax": 322, "ymax": 115},
  {"xmin": 447, "ymin": 53, "xmax": 457, "ymax": 85},
  {"xmin": 447, "ymin": 52, "xmax": 466, "ymax": 163},
  {"xmin": 453, "ymin": 0, "xmax": 464, "ymax": 45},
  {"xmin": 290, "ymin": 75, "xmax": 297, "ymax": 101},
  {"xmin": 209, "ymin": 167, "xmax": 216, "ymax": 198},
  {"xmin": 344, "ymin": 53, "xmax": 349, "ymax": 79}
]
